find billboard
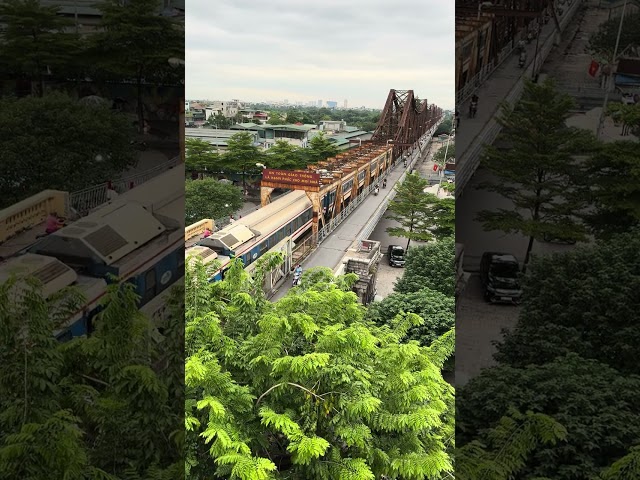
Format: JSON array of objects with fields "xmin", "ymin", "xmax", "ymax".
[{"xmin": 261, "ymin": 169, "xmax": 321, "ymax": 191}]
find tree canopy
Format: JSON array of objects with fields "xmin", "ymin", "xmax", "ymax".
[
  {"xmin": 457, "ymin": 354, "xmax": 640, "ymax": 480},
  {"xmin": 0, "ymin": 92, "xmax": 136, "ymax": 208},
  {"xmin": 306, "ymin": 132, "xmax": 339, "ymax": 163},
  {"xmin": 0, "ymin": 273, "xmax": 183, "ymax": 479},
  {"xmin": 476, "ymin": 78, "xmax": 597, "ymax": 269},
  {"xmin": 185, "ymin": 138, "xmax": 221, "ymax": 172},
  {"xmin": 185, "ymin": 178, "xmax": 244, "ymax": 224},
  {"xmin": 493, "ymin": 229, "xmax": 640, "ymax": 374},
  {"xmin": 581, "ymin": 140, "xmax": 640, "ymax": 237},
  {"xmin": 0, "ymin": 0, "xmax": 81, "ymax": 96},
  {"xmin": 588, "ymin": 11, "xmax": 640, "ymax": 64},
  {"xmin": 393, "ymin": 236, "xmax": 456, "ymax": 297},
  {"xmin": 185, "ymin": 256, "xmax": 455, "ymax": 479},
  {"xmin": 386, "ymin": 174, "xmax": 453, "ymax": 249}
]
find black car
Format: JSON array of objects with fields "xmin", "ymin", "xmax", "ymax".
[
  {"xmin": 387, "ymin": 245, "xmax": 405, "ymax": 267},
  {"xmin": 479, "ymin": 252, "xmax": 522, "ymax": 304}
]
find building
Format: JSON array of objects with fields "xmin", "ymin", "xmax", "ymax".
[
  {"xmin": 185, "ymin": 127, "xmax": 259, "ymax": 151},
  {"xmin": 327, "ymin": 100, "xmax": 337, "ymax": 109},
  {"xmin": 344, "ymin": 99, "xmax": 348, "ymax": 109},
  {"xmin": 317, "ymin": 100, "xmax": 323, "ymax": 107}
]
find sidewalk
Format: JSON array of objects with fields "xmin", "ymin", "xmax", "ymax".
[{"xmin": 456, "ymin": 0, "xmax": 583, "ymax": 191}]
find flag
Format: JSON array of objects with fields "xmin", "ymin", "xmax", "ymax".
[
  {"xmin": 433, "ymin": 164, "xmax": 438, "ymax": 172},
  {"xmin": 588, "ymin": 60, "xmax": 599, "ymax": 77}
]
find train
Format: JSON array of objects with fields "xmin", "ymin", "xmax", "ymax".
[{"xmin": 0, "ymin": 166, "xmax": 185, "ymax": 341}]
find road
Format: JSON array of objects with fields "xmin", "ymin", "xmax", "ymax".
[{"xmin": 454, "ymin": 2, "xmax": 626, "ymax": 386}]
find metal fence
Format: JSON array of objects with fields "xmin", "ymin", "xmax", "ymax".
[{"xmin": 69, "ymin": 155, "xmax": 181, "ymax": 216}]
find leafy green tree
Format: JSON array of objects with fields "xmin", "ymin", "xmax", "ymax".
[
  {"xmin": 0, "ymin": 92, "xmax": 136, "ymax": 208},
  {"xmin": 394, "ymin": 236, "xmax": 455, "ymax": 297},
  {"xmin": 185, "ymin": 258, "xmax": 455, "ymax": 480},
  {"xmin": 185, "ymin": 178, "xmax": 243, "ymax": 224},
  {"xmin": 588, "ymin": 12, "xmax": 640, "ymax": 66},
  {"xmin": 304, "ymin": 132, "xmax": 339, "ymax": 163},
  {"xmin": 606, "ymin": 102, "xmax": 640, "ymax": 135},
  {"xmin": 366, "ymin": 288, "xmax": 454, "ymax": 347},
  {"xmin": 91, "ymin": 0, "xmax": 183, "ymax": 132},
  {"xmin": 493, "ymin": 230, "xmax": 640, "ymax": 375},
  {"xmin": 265, "ymin": 140, "xmax": 305, "ymax": 170},
  {"xmin": 386, "ymin": 173, "xmax": 450, "ymax": 249},
  {"xmin": 285, "ymin": 109, "xmax": 302, "ymax": 124},
  {"xmin": 206, "ymin": 111, "xmax": 232, "ymax": 129},
  {"xmin": 186, "ymin": 138, "xmax": 221, "ymax": 172},
  {"xmin": 222, "ymin": 132, "xmax": 264, "ymax": 191},
  {"xmin": 433, "ymin": 142, "xmax": 455, "ymax": 166},
  {"xmin": 581, "ymin": 140, "xmax": 640, "ymax": 237},
  {"xmin": 456, "ymin": 409, "xmax": 567, "ymax": 480},
  {"xmin": 0, "ymin": 274, "xmax": 183, "ymax": 479},
  {"xmin": 301, "ymin": 113, "xmax": 316, "ymax": 125},
  {"xmin": 434, "ymin": 115, "xmax": 453, "ymax": 136},
  {"xmin": 476, "ymin": 78, "xmax": 597, "ymax": 270},
  {"xmin": 457, "ymin": 354, "xmax": 640, "ymax": 480},
  {"xmin": 0, "ymin": 0, "xmax": 80, "ymax": 96},
  {"xmin": 268, "ymin": 111, "xmax": 286, "ymax": 125}
]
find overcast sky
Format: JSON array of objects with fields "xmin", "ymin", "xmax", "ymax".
[{"xmin": 186, "ymin": 0, "xmax": 454, "ymax": 110}]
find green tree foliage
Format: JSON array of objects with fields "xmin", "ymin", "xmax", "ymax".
[
  {"xmin": 222, "ymin": 132, "xmax": 265, "ymax": 191},
  {"xmin": 493, "ymin": 230, "xmax": 640, "ymax": 374},
  {"xmin": 434, "ymin": 114, "xmax": 453, "ymax": 136},
  {"xmin": 457, "ymin": 354, "xmax": 640, "ymax": 480},
  {"xmin": 0, "ymin": 275, "xmax": 183, "ymax": 479},
  {"xmin": 285, "ymin": 109, "xmax": 302, "ymax": 124},
  {"xmin": 90, "ymin": 0, "xmax": 183, "ymax": 132},
  {"xmin": 185, "ymin": 138, "xmax": 221, "ymax": 172},
  {"xmin": 433, "ymin": 142, "xmax": 455, "ymax": 166},
  {"xmin": 0, "ymin": 0, "xmax": 80, "ymax": 95},
  {"xmin": 394, "ymin": 236, "xmax": 455, "ymax": 297},
  {"xmin": 306, "ymin": 132, "xmax": 339, "ymax": 163},
  {"xmin": 606, "ymin": 102, "xmax": 640, "ymax": 134},
  {"xmin": 386, "ymin": 174, "xmax": 452, "ymax": 249},
  {"xmin": 456, "ymin": 409, "xmax": 567, "ymax": 480},
  {"xmin": 581, "ymin": 140, "xmax": 640, "ymax": 237},
  {"xmin": 185, "ymin": 257, "xmax": 455, "ymax": 480},
  {"xmin": 601, "ymin": 446, "xmax": 640, "ymax": 480},
  {"xmin": 0, "ymin": 92, "xmax": 136, "ymax": 208},
  {"xmin": 266, "ymin": 140, "xmax": 306, "ymax": 170},
  {"xmin": 268, "ymin": 111, "xmax": 286, "ymax": 125},
  {"xmin": 588, "ymin": 12, "xmax": 640, "ymax": 64},
  {"xmin": 206, "ymin": 112, "xmax": 233, "ymax": 129},
  {"xmin": 476, "ymin": 78, "xmax": 596, "ymax": 270},
  {"xmin": 185, "ymin": 178, "xmax": 243, "ymax": 224}
]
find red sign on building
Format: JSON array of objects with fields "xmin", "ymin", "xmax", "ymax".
[{"xmin": 261, "ymin": 169, "xmax": 321, "ymax": 191}]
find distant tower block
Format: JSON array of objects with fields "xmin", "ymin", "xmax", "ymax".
[
  {"xmin": 344, "ymin": 99, "xmax": 348, "ymax": 109},
  {"xmin": 318, "ymin": 99, "xmax": 322, "ymax": 107}
]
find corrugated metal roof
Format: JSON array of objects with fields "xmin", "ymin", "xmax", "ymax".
[{"xmin": 617, "ymin": 58, "xmax": 640, "ymax": 76}]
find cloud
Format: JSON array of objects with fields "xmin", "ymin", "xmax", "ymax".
[{"xmin": 186, "ymin": 0, "xmax": 454, "ymax": 109}]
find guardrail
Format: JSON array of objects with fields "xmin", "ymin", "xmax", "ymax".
[
  {"xmin": 69, "ymin": 155, "xmax": 181, "ymax": 215},
  {"xmin": 455, "ymin": 0, "xmax": 582, "ymax": 196}
]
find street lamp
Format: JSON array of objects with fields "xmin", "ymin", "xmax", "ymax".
[
  {"xmin": 597, "ymin": 0, "xmax": 627, "ymax": 139},
  {"xmin": 477, "ymin": 1, "xmax": 493, "ymax": 20}
]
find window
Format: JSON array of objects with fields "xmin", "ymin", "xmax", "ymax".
[
  {"xmin": 142, "ymin": 269, "xmax": 157, "ymax": 304},
  {"xmin": 260, "ymin": 241, "xmax": 269, "ymax": 254}
]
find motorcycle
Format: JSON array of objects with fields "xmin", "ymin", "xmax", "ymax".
[
  {"xmin": 292, "ymin": 271, "xmax": 302, "ymax": 286},
  {"xmin": 382, "ymin": 180, "xmax": 387, "ymax": 189},
  {"xmin": 468, "ymin": 102, "xmax": 477, "ymax": 118},
  {"xmin": 518, "ymin": 51, "xmax": 526, "ymax": 68},
  {"xmin": 374, "ymin": 187, "xmax": 379, "ymax": 196}
]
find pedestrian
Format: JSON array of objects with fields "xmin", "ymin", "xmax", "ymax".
[
  {"xmin": 45, "ymin": 212, "xmax": 64, "ymax": 235},
  {"xmin": 203, "ymin": 227, "xmax": 212, "ymax": 238}
]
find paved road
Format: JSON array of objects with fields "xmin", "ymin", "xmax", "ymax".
[{"xmin": 455, "ymin": 2, "xmax": 631, "ymax": 386}]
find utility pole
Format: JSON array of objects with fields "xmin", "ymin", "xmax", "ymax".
[{"xmin": 597, "ymin": 0, "xmax": 627, "ymax": 139}]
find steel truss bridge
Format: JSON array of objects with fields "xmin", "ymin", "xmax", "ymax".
[{"xmin": 371, "ymin": 89, "xmax": 443, "ymax": 159}]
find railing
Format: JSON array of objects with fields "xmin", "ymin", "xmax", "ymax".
[{"xmin": 69, "ymin": 155, "xmax": 181, "ymax": 215}]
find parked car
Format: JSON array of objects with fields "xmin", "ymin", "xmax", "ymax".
[
  {"xmin": 480, "ymin": 252, "xmax": 523, "ymax": 304},
  {"xmin": 387, "ymin": 245, "xmax": 406, "ymax": 267}
]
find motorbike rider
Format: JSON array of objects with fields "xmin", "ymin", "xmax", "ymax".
[
  {"xmin": 295, "ymin": 264, "xmax": 302, "ymax": 276},
  {"xmin": 469, "ymin": 94, "xmax": 478, "ymax": 118},
  {"xmin": 382, "ymin": 178, "xmax": 387, "ymax": 188},
  {"xmin": 374, "ymin": 185, "xmax": 380, "ymax": 195}
]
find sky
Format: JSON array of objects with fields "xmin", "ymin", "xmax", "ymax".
[{"xmin": 186, "ymin": 0, "xmax": 454, "ymax": 110}]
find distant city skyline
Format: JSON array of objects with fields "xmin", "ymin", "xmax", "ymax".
[{"xmin": 186, "ymin": 0, "xmax": 454, "ymax": 110}]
